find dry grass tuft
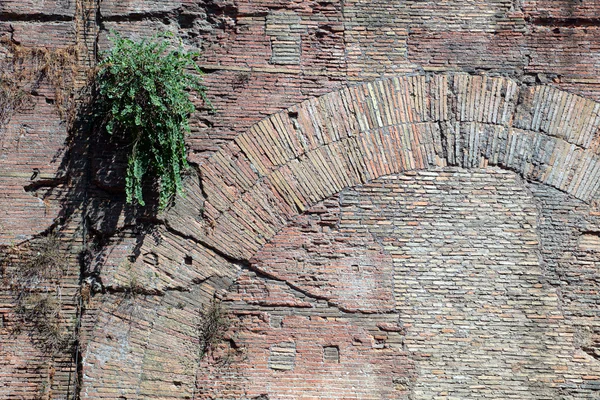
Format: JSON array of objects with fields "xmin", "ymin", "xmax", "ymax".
[
  {"xmin": 198, "ymin": 298, "xmax": 230, "ymax": 359},
  {"xmin": 14, "ymin": 293, "xmax": 74, "ymax": 354},
  {"xmin": 0, "ymin": 37, "xmax": 84, "ymax": 129}
]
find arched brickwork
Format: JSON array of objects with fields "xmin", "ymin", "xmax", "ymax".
[
  {"xmin": 75, "ymin": 74, "xmax": 600, "ymax": 400},
  {"xmin": 194, "ymin": 73, "xmax": 600, "ymax": 260}
]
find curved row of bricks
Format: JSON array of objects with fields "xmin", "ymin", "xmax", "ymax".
[{"xmin": 179, "ymin": 73, "xmax": 600, "ymax": 260}]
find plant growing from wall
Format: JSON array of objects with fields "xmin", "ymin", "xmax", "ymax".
[
  {"xmin": 5, "ymin": 230, "xmax": 74, "ymax": 354},
  {"xmin": 21, "ymin": 230, "xmax": 65, "ymax": 286},
  {"xmin": 0, "ymin": 79, "xmax": 29, "ymax": 129},
  {"xmin": 15, "ymin": 292, "xmax": 73, "ymax": 354},
  {"xmin": 0, "ymin": 37, "xmax": 81, "ymax": 129},
  {"xmin": 197, "ymin": 298, "xmax": 230, "ymax": 359},
  {"xmin": 95, "ymin": 32, "xmax": 210, "ymax": 209}
]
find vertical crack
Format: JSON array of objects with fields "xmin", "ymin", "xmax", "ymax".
[{"xmin": 67, "ymin": 0, "xmax": 101, "ymax": 398}]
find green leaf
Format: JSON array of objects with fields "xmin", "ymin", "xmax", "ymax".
[{"xmin": 96, "ymin": 31, "xmax": 212, "ymax": 209}]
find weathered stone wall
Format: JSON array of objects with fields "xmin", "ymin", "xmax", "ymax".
[{"xmin": 1, "ymin": 0, "xmax": 600, "ymax": 399}]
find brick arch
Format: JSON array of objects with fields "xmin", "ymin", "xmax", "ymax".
[{"xmin": 195, "ymin": 73, "xmax": 600, "ymax": 260}]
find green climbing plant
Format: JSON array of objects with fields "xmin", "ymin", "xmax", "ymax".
[{"xmin": 96, "ymin": 32, "xmax": 209, "ymax": 209}]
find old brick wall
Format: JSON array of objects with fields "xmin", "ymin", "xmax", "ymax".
[
  {"xmin": 205, "ymin": 168, "xmax": 600, "ymax": 399},
  {"xmin": 1, "ymin": 0, "xmax": 600, "ymax": 399}
]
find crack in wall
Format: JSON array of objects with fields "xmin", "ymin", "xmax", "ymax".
[
  {"xmin": 529, "ymin": 17, "xmax": 600, "ymax": 28},
  {"xmin": 0, "ymin": 12, "xmax": 74, "ymax": 22}
]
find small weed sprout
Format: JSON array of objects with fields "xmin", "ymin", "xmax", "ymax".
[
  {"xmin": 198, "ymin": 298, "xmax": 230, "ymax": 359},
  {"xmin": 232, "ymin": 71, "xmax": 250, "ymax": 88},
  {"xmin": 124, "ymin": 273, "xmax": 144, "ymax": 299},
  {"xmin": 0, "ymin": 79, "xmax": 30, "ymax": 129},
  {"xmin": 120, "ymin": 261, "xmax": 145, "ymax": 299},
  {"xmin": 113, "ymin": 262, "xmax": 146, "ymax": 321},
  {"xmin": 0, "ymin": 245, "xmax": 8, "ymax": 281}
]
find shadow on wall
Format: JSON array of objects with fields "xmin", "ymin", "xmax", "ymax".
[{"xmin": 30, "ymin": 85, "xmax": 161, "ymax": 280}]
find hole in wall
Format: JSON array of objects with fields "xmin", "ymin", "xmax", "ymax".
[{"xmin": 143, "ymin": 252, "xmax": 159, "ymax": 266}]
